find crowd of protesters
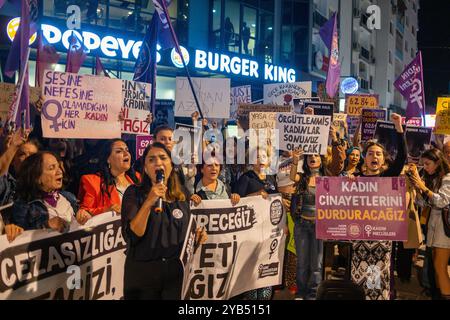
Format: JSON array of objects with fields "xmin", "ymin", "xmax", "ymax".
[{"xmin": 0, "ymin": 98, "xmax": 449, "ymax": 301}]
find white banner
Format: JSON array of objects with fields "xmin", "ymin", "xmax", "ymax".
[
  {"xmin": 180, "ymin": 195, "xmax": 286, "ymax": 300},
  {"xmin": 41, "ymin": 71, "xmax": 122, "ymax": 139},
  {"xmin": 0, "ymin": 212, "xmax": 126, "ymax": 300},
  {"xmin": 175, "ymin": 77, "xmax": 231, "ymax": 118},
  {"xmin": 121, "ymin": 80, "xmax": 151, "ymax": 135},
  {"xmin": 263, "ymin": 82, "xmax": 312, "ymax": 106},
  {"xmin": 275, "ymin": 113, "xmax": 331, "ymax": 154}
]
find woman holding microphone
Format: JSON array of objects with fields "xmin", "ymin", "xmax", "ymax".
[{"xmin": 121, "ymin": 142, "xmax": 206, "ymax": 300}]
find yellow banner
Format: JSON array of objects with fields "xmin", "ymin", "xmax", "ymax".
[
  {"xmin": 435, "ymin": 97, "xmax": 450, "ymax": 134},
  {"xmin": 287, "ymin": 212, "xmax": 296, "ymax": 255}
]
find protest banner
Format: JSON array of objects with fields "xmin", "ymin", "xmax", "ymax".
[
  {"xmin": 345, "ymin": 94, "xmax": 379, "ymax": 116},
  {"xmin": 303, "ymin": 101, "xmax": 334, "ymax": 118},
  {"xmin": 149, "ymin": 99, "xmax": 175, "ymax": 134},
  {"xmin": 230, "ymin": 85, "xmax": 252, "ymax": 119},
  {"xmin": 373, "ymin": 121, "xmax": 399, "ymax": 160},
  {"xmin": 435, "ymin": 97, "xmax": 450, "ymax": 134},
  {"xmin": 180, "ymin": 195, "xmax": 286, "ymax": 300},
  {"xmin": 275, "ymin": 113, "xmax": 331, "ymax": 154},
  {"xmin": 0, "ymin": 212, "xmax": 126, "ymax": 300},
  {"xmin": 0, "ymin": 83, "xmax": 41, "ymax": 123},
  {"xmin": 401, "ymin": 117, "xmax": 422, "ymax": 126},
  {"xmin": 405, "ymin": 126, "xmax": 432, "ymax": 164},
  {"xmin": 333, "ymin": 113, "xmax": 347, "ymax": 140},
  {"xmin": 263, "ymin": 82, "xmax": 312, "ymax": 106},
  {"xmin": 237, "ymin": 104, "xmax": 291, "ymax": 131},
  {"xmin": 120, "ymin": 80, "xmax": 151, "ymax": 135},
  {"xmin": 175, "ymin": 77, "xmax": 230, "ymax": 118},
  {"xmin": 316, "ymin": 177, "xmax": 407, "ymax": 241},
  {"xmin": 41, "ymin": 71, "xmax": 122, "ymax": 139},
  {"xmin": 135, "ymin": 135, "xmax": 153, "ymax": 159},
  {"xmin": 361, "ymin": 108, "xmax": 387, "ymax": 142}
]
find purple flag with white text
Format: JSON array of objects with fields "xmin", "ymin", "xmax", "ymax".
[
  {"xmin": 319, "ymin": 12, "xmax": 341, "ymax": 98},
  {"xmin": 394, "ymin": 52, "xmax": 426, "ymax": 120}
]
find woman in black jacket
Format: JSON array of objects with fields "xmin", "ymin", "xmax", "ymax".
[{"xmin": 121, "ymin": 142, "xmax": 206, "ymax": 300}]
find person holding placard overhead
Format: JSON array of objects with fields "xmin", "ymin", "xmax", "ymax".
[
  {"xmin": 121, "ymin": 142, "xmax": 207, "ymax": 299},
  {"xmin": 352, "ymin": 113, "xmax": 407, "ymax": 300}
]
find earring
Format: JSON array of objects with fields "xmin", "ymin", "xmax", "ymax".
[{"xmin": 108, "ymin": 163, "xmax": 111, "ymax": 169}]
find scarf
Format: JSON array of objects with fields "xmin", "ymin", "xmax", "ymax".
[{"xmin": 43, "ymin": 191, "xmax": 60, "ymax": 207}]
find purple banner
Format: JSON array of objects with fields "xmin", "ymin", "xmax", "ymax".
[
  {"xmin": 361, "ymin": 108, "xmax": 387, "ymax": 142},
  {"xmin": 316, "ymin": 177, "xmax": 407, "ymax": 241},
  {"xmin": 136, "ymin": 135, "xmax": 153, "ymax": 159},
  {"xmin": 394, "ymin": 52, "xmax": 426, "ymax": 119}
]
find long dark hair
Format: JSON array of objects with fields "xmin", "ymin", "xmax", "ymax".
[
  {"xmin": 97, "ymin": 139, "xmax": 138, "ymax": 198},
  {"xmin": 140, "ymin": 142, "xmax": 186, "ymax": 202},
  {"xmin": 421, "ymin": 148, "xmax": 450, "ymax": 190},
  {"xmin": 363, "ymin": 141, "xmax": 392, "ymax": 171},
  {"xmin": 298, "ymin": 154, "xmax": 328, "ymax": 193},
  {"xmin": 16, "ymin": 151, "xmax": 60, "ymax": 202}
]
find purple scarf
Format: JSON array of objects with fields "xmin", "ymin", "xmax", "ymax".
[{"xmin": 43, "ymin": 191, "xmax": 60, "ymax": 207}]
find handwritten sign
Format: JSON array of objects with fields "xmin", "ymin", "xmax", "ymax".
[
  {"xmin": 237, "ymin": 104, "xmax": 291, "ymax": 131},
  {"xmin": 333, "ymin": 113, "xmax": 347, "ymax": 140},
  {"xmin": 249, "ymin": 112, "xmax": 277, "ymax": 131},
  {"xmin": 345, "ymin": 94, "xmax": 379, "ymax": 116},
  {"xmin": 435, "ymin": 97, "xmax": 450, "ymax": 134},
  {"xmin": 361, "ymin": 108, "xmax": 387, "ymax": 142},
  {"xmin": 121, "ymin": 80, "xmax": 151, "ymax": 135},
  {"xmin": 263, "ymin": 82, "xmax": 312, "ymax": 106},
  {"xmin": 41, "ymin": 71, "xmax": 122, "ymax": 139},
  {"xmin": 230, "ymin": 85, "xmax": 251, "ymax": 119},
  {"xmin": 136, "ymin": 135, "xmax": 153, "ymax": 159},
  {"xmin": 275, "ymin": 113, "xmax": 331, "ymax": 154},
  {"xmin": 175, "ymin": 77, "xmax": 230, "ymax": 118}
]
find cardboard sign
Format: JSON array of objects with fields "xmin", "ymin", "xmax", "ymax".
[
  {"xmin": 361, "ymin": 108, "xmax": 387, "ymax": 142},
  {"xmin": 405, "ymin": 126, "xmax": 432, "ymax": 164},
  {"xmin": 275, "ymin": 113, "xmax": 331, "ymax": 154},
  {"xmin": 345, "ymin": 94, "xmax": 379, "ymax": 116},
  {"xmin": 230, "ymin": 85, "xmax": 252, "ymax": 119},
  {"xmin": 135, "ymin": 135, "xmax": 153, "ymax": 159},
  {"xmin": 303, "ymin": 101, "xmax": 334, "ymax": 118},
  {"xmin": 435, "ymin": 97, "xmax": 450, "ymax": 134},
  {"xmin": 175, "ymin": 77, "xmax": 230, "ymax": 118},
  {"xmin": 316, "ymin": 177, "xmax": 407, "ymax": 241},
  {"xmin": 263, "ymin": 82, "xmax": 312, "ymax": 106},
  {"xmin": 237, "ymin": 104, "xmax": 291, "ymax": 131},
  {"xmin": 41, "ymin": 71, "xmax": 122, "ymax": 139},
  {"xmin": 0, "ymin": 83, "xmax": 41, "ymax": 123},
  {"xmin": 121, "ymin": 80, "xmax": 151, "ymax": 135},
  {"xmin": 150, "ymin": 99, "xmax": 175, "ymax": 133}
]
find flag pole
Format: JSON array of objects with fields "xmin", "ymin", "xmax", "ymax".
[
  {"xmin": 10, "ymin": 47, "xmax": 31, "ymax": 128},
  {"xmin": 160, "ymin": 0, "xmax": 204, "ymax": 119}
]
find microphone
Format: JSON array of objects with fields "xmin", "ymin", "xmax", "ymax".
[{"xmin": 154, "ymin": 169, "xmax": 165, "ymax": 213}]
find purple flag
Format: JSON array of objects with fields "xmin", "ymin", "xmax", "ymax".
[
  {"xmin": 65, "ymin": 32, "xmax": 87, "ymax": 73},
  {"xmin": 0, "ymin": 0, "xmax": 6, "ymax": 9},
  {"xmin": 95, "ymin": 56, "xmax": 110, "ymax": 77},
  {"xmin": 35, "ymin": 30, "xmax": 60, "ymax": 87},
  {"xmin": 152, "ymin": 0, "xmax": 176, "ymax": 49},
  {"xmin": 319, "ymin": 12, "xmax": 341, "ymax": 98},
  {"xmin": 394, "ymin": 51, "xmax": 426, "ymax": 120}
]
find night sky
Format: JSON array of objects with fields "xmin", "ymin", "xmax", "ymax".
[{"xmin": 418, "ymin": 0, "xmax": 450, "ymax": 113}]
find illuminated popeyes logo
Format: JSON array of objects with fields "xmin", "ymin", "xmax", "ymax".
[
  {"xmin": 6, "ymin": 18, "xmax": 296, "ymax": 83},
  {"xmin": 6, "ymin": 17, "xmax": 37, "ymax": 44}
]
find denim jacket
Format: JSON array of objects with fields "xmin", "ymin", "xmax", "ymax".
[{"xmin": 8, "ymin": 191, "xmax": 79, "ymax": 231}]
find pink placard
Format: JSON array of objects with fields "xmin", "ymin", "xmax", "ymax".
[
  {"xmin": 315, "ymin": 176, "xmax": 407, "ymax": 241},
  {"xmin": 136, "ymin": 135, "xmax": 153, "ymax": 159}
]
